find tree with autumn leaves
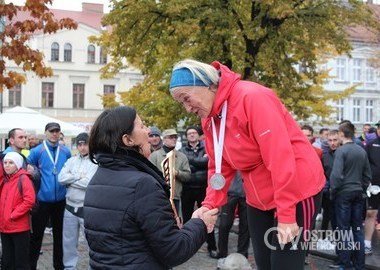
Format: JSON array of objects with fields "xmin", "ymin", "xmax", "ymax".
[
  {"xmin": 0, "ymin": 0, "xmax": 77, "ymax": 91},
  {"xmin": 93, "ymin": 0, "xmax": 380, "ymax": 128}
]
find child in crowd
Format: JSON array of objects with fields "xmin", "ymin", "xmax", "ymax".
[{"xmin": 0, "ymin": 152, "xmax": 35, "ymax": 269}]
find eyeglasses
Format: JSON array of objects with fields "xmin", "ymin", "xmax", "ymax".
[{"xmin": 165, "ymin": 135, "xmax": 178, "ymax": 139}]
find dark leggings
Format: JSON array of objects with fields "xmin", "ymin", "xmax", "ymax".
[
  {"xmin": 1, "ymin": 231, "xmax": 31, "ymax": 270},
  {"xmin": 247, "ymin": 191, "xmax": 322, "ymax": 270}
]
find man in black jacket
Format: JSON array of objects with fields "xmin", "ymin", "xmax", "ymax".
[
  {"xmin": 364, "ymin": 121, "xmax": 380, "ymax": 255},
  {"xmin": 180, "ymin": 126, "xmax": 217, "ymax": 258},
  {"xmin": 330, "ymin": 122, "xmax": 372, "ymax": 270}
]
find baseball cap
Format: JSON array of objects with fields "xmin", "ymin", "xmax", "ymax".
[
  {"xmin": 45, "ymin": 122, "xmax": 61, "ymax": 132},
  {"xmin": 76, "ymin": 132, "xmax": 89, "ymax": 145}
]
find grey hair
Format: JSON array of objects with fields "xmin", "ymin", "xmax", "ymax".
[{"xmin": 172, "ymin": 59, "xmax": 220, "ymax": 87}]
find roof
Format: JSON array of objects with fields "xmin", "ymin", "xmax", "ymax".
[
  {"xmin": 345, "ymin": 4, "xmax": 380, "ymax": 43},
  {"xmin": 6, "ymin": 3, "xmax": 108, "ymax": 34}
]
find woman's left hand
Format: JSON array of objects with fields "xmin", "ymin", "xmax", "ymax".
[{"xmin": 277, "ymin": 222, "xmax": 300, "ymax": 244}]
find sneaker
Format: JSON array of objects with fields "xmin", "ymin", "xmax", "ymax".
[
  {"xmin": 209, "ymin": 250, "xmax": 218, "ymax": 259},
  {"xmin": 365, "ymin": 246, "xmax": 373, "ymax": 255}
]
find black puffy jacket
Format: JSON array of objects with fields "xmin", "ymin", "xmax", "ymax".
[
  {"xmin": 84, "ymin": 150, "xmax": 207, "ymax": 270},
  {"xmin": 180, "ymin": 141, "xmax": 208, "ymax": 189}
]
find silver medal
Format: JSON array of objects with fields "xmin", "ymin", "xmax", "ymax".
[{"xmin": 210, "ymin": 173, "xmax": 226, "ymax": 190}]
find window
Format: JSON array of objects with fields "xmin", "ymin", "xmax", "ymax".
[
  {"xmin": 365, "ymin": 99, "xmax": 374, "ymax": 123},
  {"xmin": 64, "ymin": 43, "xmax": 72, "ymax": 62},
  {"xmin": 8, "ymin": 84, "xmax": 21, "ymax": 106},
  {"xmin": 352, "ymin": 58, "xmax": 363, "ymax": 82},
  {"xmin": 366, "ymin": 61, "xmax": 375, "ymax": 83},
  {"xmin": 73, "ymin": 83, "xmax": 85, "ymax": 109},
  {"xmin": 87, "ymin": 45, "xmax": 95, "ymax": 63},
  {"xmin": 103, "ymin": 85, "xmax": 115, "ymax": 95},
  {"xmin": 100, "ymin": 46, "xmax": 107, "ymax": 64},
  {"xmin": 336, "ymin": 99, "xmax": 344, "ymax": 122},
  {"xmin": 353, "ymin": 99, "xmax": 361, "ymax": 123},
  {"xmin": 336, "ymin": 58, "xmax": 346, "ymax": 81},
  {"xmin": 41, "ymin": 82, "xmax": 54, "ymax": 108},
  {"xmin": 51, "ymin": 42, "xmax": 59, "ymax": 61}
]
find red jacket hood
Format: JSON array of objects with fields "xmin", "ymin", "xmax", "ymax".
[{"xmin": 209, "ymin": 61, "xmax": 241, "ymax": 118}]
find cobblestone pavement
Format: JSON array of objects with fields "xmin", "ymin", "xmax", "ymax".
[{"xmin": 35, "ymin": 227, "xmax": 380, "ymax": 270}]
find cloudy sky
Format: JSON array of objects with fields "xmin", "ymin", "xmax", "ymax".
[{"xmin": 5, "ymin": 0, "xmax": 112, "ymax": 13}]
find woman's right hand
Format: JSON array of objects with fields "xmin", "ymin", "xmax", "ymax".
[{"xmin": 192, "ymin": 207, "xmax": 219, "ymax": 233}]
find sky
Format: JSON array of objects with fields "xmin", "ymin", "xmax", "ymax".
[{"xmin": 5, "ymin": 0, "xmax": 112, "ymax": 13}]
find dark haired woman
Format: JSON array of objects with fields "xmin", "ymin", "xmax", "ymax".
[{"xmin": 83, "ymin": 106, "xmax": 218, "ymax": 269}]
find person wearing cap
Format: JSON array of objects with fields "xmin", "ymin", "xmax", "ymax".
[
  {"xmin": 169, "ymin": 59, "xmax": 325, "ymax": 270},
  {"xmin": 149, "ymin": 128, "xmax": 191, "ymax": 216},
  {"xmin": 149, "ymin": 126, "xmax": 163, "ymax": 152},
  {"xmin": 363, "ymin": 120, "xmax": 380, "ymax": 255},
  {"xmin": 58, "ymin": 132, "xmax": 97, "ymax": 269},
  {"xmin": 0, "ymin": 152, "xmax": 35, "ymax": 270},
  {"xmin": 27, "ymin": 122, "xmax": 71, "ymax": 270}
]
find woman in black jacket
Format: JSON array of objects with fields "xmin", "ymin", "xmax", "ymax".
[{"xmin": 84, "ymin": 106, "xmax": 218, "ymax": 270}]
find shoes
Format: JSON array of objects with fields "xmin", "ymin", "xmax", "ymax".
[
  {"xmin": 365, "ymin": 246, "xmax": 373, "ymax": 255},
  {"xmin": 44, "ymin": 227, "xmax": 53, "ymax": 235},
  {"xmin": 209, "ymin": 250, "xmax": 218, "ymax": 259}
]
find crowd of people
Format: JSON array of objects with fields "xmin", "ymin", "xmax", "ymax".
[{"xmin": 0, "ymin": 58, "xmax": 379, "ymax": 270}]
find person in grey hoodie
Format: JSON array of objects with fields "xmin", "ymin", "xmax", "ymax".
[{"xmin": 58, "ymin": 132, "xmax": 97, "ymax": 270}]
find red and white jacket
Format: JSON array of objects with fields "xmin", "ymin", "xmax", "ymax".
[
  {"xmin": 201, "ymin": 62, "xmax": 325, "ymax": 223},
  {"xmin": 0, "ymin": 169, "xmax": 35, "ymax": 233}
]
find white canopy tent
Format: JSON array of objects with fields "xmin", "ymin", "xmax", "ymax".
[{"xmin": 0, "ymin": 106, "xmax": 85, "ymax": 138}]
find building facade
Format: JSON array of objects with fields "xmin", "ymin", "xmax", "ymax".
[
  {"xmin": 3, "ymin": 3, "xmax": 143, "ymax": 131},
  {"xmin": 324, "ymin": 43, "xmax": 380, "ymax": 126},
  {"xmin": 2, "ymin": 3, "xmax": 380, "ymax": 131}
]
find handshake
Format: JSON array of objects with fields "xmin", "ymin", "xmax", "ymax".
[{"xmin": 192, "ymin": 206, "xmax": 219, "ymax": 233}]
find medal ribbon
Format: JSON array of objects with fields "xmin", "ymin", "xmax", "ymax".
[
  {"xmin": 43, "ymin": 140, "xmax": 60, "ymax": 171},
  {"xmin": 211, "ymin": 101, "xmax": 227, "ymax": 174}
]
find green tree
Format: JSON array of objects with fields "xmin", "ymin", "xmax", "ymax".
[
  {"xmin": 0, "ymin": 0, "xmax": 77, "ymax": 91},
  {"xmin": 94, "ymin": 0, "xmax": 380, "ymax": 128}
]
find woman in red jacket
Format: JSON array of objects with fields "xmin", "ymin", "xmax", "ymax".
[
  {"xmin": 0, "ymin": 152, "xmax": 35, "ymax": 270},
  {"xmin": 169, "ymin": 59, "xmax": 325, "ymax": 270}
]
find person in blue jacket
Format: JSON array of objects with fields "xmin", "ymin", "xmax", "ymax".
[{"xmin": 27, "ymin": 122, "xmax": 71, "ymax": 270}]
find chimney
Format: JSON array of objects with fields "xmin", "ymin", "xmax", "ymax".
[{"xmin": 82, "ymin": 3, "xmax": 104, "ymax": 14}]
